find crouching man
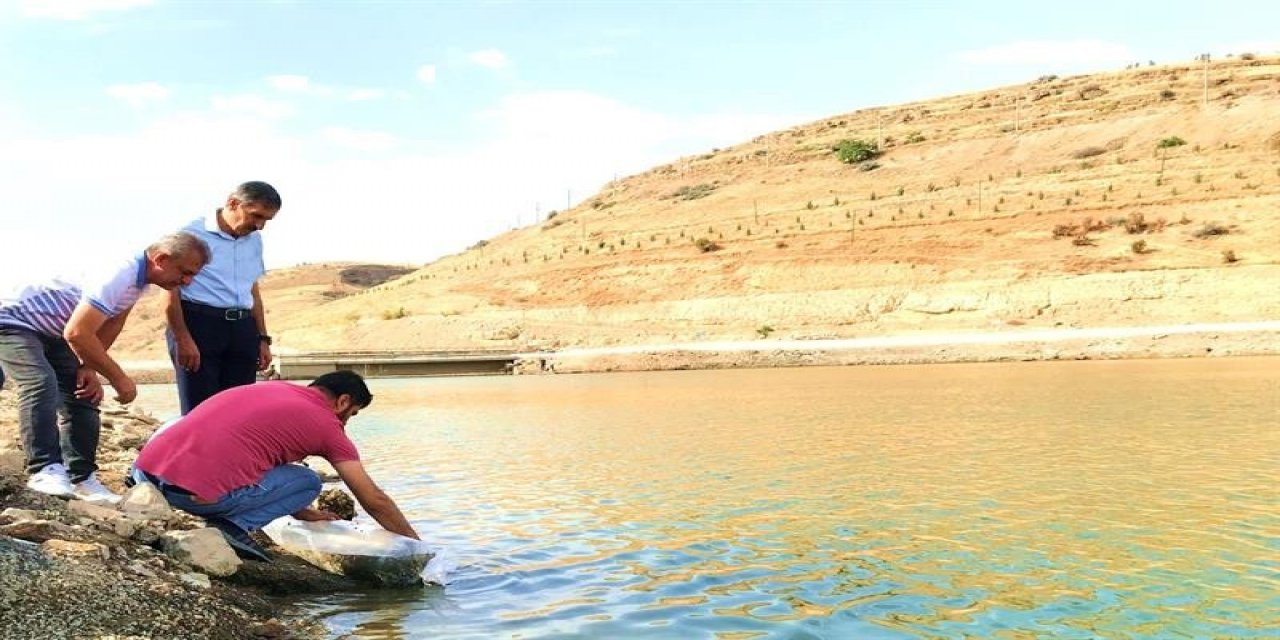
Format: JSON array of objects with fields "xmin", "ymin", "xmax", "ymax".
[{"xmin": 131, "ymin": 370, "xmax": 419, "ymax": 561}]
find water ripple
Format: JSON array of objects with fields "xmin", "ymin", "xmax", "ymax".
[{"xmin": 288, "ymin": 358, "xmax": 1280, "ymax": 639}]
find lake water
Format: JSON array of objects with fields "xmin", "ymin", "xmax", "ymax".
[{"xmin": 137, "ymin": 357, "xmax": 1280, "ymax": 639}]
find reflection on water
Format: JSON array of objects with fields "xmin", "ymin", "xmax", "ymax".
[{"xmin": 164, "ymin": 358, "xmax": 1280, "ymax": 638}]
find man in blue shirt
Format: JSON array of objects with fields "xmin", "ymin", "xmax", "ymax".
[
  {"xmin": 0, "ymin": 232, "xmax": 209, "ymax": 502},
  {"xmin": 166, "ymin": 181, "xmax": 281, "ymax": 414}
]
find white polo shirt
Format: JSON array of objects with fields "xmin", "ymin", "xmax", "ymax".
[
  {"xmin": 176, "ymin": 211, "xmax": 265, "ymax": 309},
  {"xmin": 0, "ymin": 253, "xmax": 149, "ymax": 338}
]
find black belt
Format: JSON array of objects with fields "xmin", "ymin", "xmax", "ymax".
[
  {"xmin": 182, "ymin": 300, "xmax": 252, "ymax": 321},
  {"xmin": 141, "ymin": 470, "xmax": 195, "ymax": 495}
]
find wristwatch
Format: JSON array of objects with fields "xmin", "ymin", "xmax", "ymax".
[{"xmin": 259, "ymin": 334, "xmax": 273, "ymax": 345}]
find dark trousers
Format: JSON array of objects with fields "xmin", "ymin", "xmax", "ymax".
[
  {"xmin": 0, "ymin": 327, "xmax": 101, "ymax": 482},
  {"xmin": 169, "ymin": 301, "xmax": 259, "ymax": 415}
]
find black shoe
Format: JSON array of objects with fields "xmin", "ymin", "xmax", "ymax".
[{"xmin": 206, "ymin": 517, "xmax": 272, "ymax": 562}]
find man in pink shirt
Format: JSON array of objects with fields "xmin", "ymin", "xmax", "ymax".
[{"xmin": 132, "ymin": 370, "xmax": 418, "ymax": 560}]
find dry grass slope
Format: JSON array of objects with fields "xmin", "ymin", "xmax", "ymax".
[{"xmin": 117, "ymin": 55, "xmax": 1280, "ymax": 359}]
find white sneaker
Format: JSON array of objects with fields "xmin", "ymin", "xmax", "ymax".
[
  {"xmin": 26, "ymin": 463, "xmax": 75, "ymax": 498},
  {"xmin": 73, "ymin": 473, "xmax": 122, "ymax": 505}
]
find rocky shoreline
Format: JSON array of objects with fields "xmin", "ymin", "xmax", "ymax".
[{"xmin": 0, "ymin": 394, "xmax": 387, "ymax": 640}]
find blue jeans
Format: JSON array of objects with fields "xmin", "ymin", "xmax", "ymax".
[
  {"xmin": 132, "ymin": 463, "xmax": 322, "ymax": 532},
  {"xmin": 0, "ymin": 326, "xmax": 101, "ymax": 482}
]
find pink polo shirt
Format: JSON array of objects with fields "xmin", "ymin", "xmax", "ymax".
[{"xmin": 136, "ymin": 381, "xmax": 360, "ymax": 502}]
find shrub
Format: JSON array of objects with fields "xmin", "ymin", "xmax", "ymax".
[
  {"xmin": 834, "ymin": 139, "xmax": 881, "ymax": 164},
  {"xmin": 1131, "ymin": 240, "xmax": 1148, "ymax": 254},
  {"xmin": 1193, "ymin": 222, "xmax": 1230, "ymax": 238},
  {"xmin": 381, "ymin": 307, "xmax": 409, "ymax": 320},
  {"xmin": 693, "ymin": 237, "xmax": 722, "ymax": 253},
  {"xmin": 671, "ymin": 183, "xmax": 718, "ymax": 201},
  {"xmin": 1124, "ymin": 213, "xmax": 1150, "ymax": 234},
  {"xmin": 858, "ymin": 161, "xmax": 881, "ymax": 172},
  {"xmin": 756, "ymin": 325, "xmax": 775, "ymax": 338},
  {"xmin": 905, "ymin": 131, "xmax": 926, "ymax": 144},
  {"xmin": 1159, "ymin": 89, "xmax": 1176, "ymax": 100},
  {"xmin": 1157, "ymin": 136, "xmax": 1187, "ymax": 149},
  {"xmin": 1222, "ymin": 249, "xmax": 1239, "ymax": 263}
]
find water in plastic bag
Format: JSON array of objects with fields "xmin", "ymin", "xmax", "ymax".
[{"xmin": 262, "ymin": 517, "xmax": 447, "ymax": 587}]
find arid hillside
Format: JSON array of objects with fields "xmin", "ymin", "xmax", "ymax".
[
  {"xmin": 114, "ymin": 263, "xmax": 413, "ymax": 360},
  {"xmin": 118, "ymin": 55, "xmax": 1280, "ymax": 360}
]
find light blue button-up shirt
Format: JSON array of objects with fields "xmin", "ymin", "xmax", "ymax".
[{"xmin": 177, "ymin": 211, "xmax": 265, "ymax": 309}]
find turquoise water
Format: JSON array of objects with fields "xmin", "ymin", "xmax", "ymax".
[{"xmin": 154, "ymin": 357, "xmax": 1280, "ymax": 638}]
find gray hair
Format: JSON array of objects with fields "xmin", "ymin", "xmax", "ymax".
[
  {"xmin": 230, "ymin": 181, "xmax": 282, "ymax": 210},
  {"xmin": 148, "ymin": 231, "xmax": 211, "ymax": 266}
]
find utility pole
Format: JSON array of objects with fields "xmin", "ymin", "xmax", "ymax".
[
  {"xmin": 753, "ymin": 199, "xmax": 759, "ymax": 225},
  {"xmin": 1202, "ymin": 53, "xmax": 1210, "ymax": 108},
  {"xmin": 877, "ymin": 112, "xmax": 884, "ymax": 148},
  {"xmin": 1014, "ymin": 94, "xmax": 1021, "ymax": 134},
  {"xmin": 566, "ymin": 189, "xmax": 572, "ymax": 210},
  {"xmin": 977, "ymin": 182, "xmax": 983, "ymax": 214},
  {"xmin": 849, "ymin": 210, "xmax": 855, "ymax": 244}
]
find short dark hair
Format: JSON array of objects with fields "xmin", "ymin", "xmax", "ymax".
[
  {"xmin": 309, "ymin": 370, "xmax": 373, "ymax": 407},
  {"xmin": 231, "ymin": 181, "xmax": 282, "ymax": 210}
]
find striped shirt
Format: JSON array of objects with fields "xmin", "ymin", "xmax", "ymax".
[
  {"xmin": 177, "ymin": 211, "xmax": 264, "ymax": 309},
  {"xmin": 0, "ymin": 253, "xmax": 149, "ymax": 338}
]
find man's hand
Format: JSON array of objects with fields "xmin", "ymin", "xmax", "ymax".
[
  {"xmin": 110, "ymin": 375, "xmax": 137, "ymax": 404},
  {"xmin": 292, "ymin": 507, "xmax": 340, "ymax": 522},
  {"xmin": 257, "ymin": 341, "xmax": 273, "ymax": 372},
  {"xmin": 74, "ymin": 367, "xmax": 104, "ymax": 404},
  {"xmin": 174, "ymin": 333, "xmax": 201, "ymax": 372}
]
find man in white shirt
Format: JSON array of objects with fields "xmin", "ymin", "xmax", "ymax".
[
  {"xmin": 166, "ymin": 181, "xmax": 281, "ymax": 415},
  {"xmin": 0, "ymin": 232, "xmax": 209, "ymax": 502}
]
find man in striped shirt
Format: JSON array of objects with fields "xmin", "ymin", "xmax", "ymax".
[{"xmin": 0, "ymin": 232, "xmax": 210, "ymax": 502}]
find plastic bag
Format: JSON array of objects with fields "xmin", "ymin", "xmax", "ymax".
[{"xmin": 262, "ymin": 517, "xmax": 445, "ymax": 587}]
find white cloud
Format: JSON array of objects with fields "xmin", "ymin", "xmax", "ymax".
[
  {"xmin": 347, "ymin": 88, "xmax": 386, "ymax": 101},
  {"xmin": 957, "ymin": 40, "xmax": 1134, "ymax": 67},
  {"xmin": 416, "ymin": 65, "xmax": 437, "ymax": 84},
  {"xmin": 211, "ymin": 94, "xmax": 294, "ymax": 119},
  {"xmin": 0, "ymin": 89, "xmax": 799, "ymax": 271},
  {"xmin": 321, "ymin": 127, "xmax": 399, "ymax": 152},
  {"xmin": 21, "ymin": 0, "xmax": 153, "ymax": 20},
  {"xmin": 105, "ymin": 81, "xmax": 169, "ymax": 107},
  {"xmin": 468, "ymin": 49, "xmax": 509, "ymax": 70},
  {"xmin": 268, "ymin": 74, "xmax": 311, "ymax": 92}
]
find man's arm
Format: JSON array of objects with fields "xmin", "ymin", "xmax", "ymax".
[
  {"xmin": 97, "ymin": 305, "xmax": 131, "ymax": 351},
  {"xmin": 64, "ymin": 302, "xmax": 136, "ymax": 403},
  {"xmin": 332, "ymin": 460, "xmax": 420, "ymax": 540},
  {"xmin": 251, "ymin": 281, "xmax": 271, "ymax": 371},
  {"xmin": 164, "ymin": 288, "xmax": 200, "ymax": 371}
]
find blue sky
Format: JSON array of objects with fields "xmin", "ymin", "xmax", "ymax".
[{"xmin": 2, "ymin": 0, "xmax": 1277, "ymax": 272}]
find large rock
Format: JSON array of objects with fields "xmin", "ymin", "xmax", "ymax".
[
  {"xmin": 118, "ymin": 483, "xmax": 172, "ymax": 521},
  {"xmin": 69, "ymin": 500, "xmax": 136, "ymax": 538},
  {"xmin": 159, "ymin": 528, "xmax": 242, "ymax": 577},
  {"xmin": 0, "ymin": 519, "xmax": 77, "ymax": 543}
]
